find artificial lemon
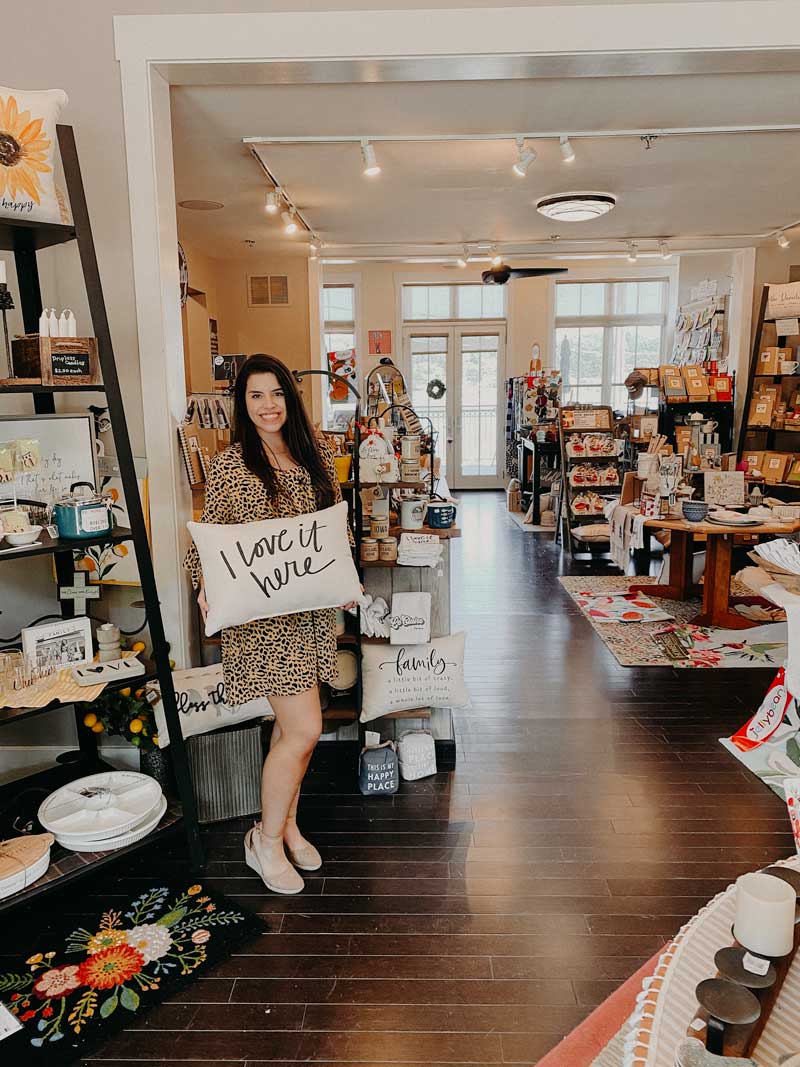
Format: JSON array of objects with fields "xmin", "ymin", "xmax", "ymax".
[
  {"xmin": 152, "ymin": 735, "xmax": 159, "ymax": 746},
  {"xmin": 91, "ymin": 722, "xmax": 104, "ymax": 733},
  {"xmin": 129, "ymin": 718, "xmax": 143, "ymax": 734},
  {"xmin": 119, "ymin": 687, "xmax": 131, "ymax": 698},
  {"xmin": 83, "ymin": 712, "xmax": 97, "ymax": 728},
  {"xmin": 131, "ymin": 641, "xmax": 146, "ymax": 653}
]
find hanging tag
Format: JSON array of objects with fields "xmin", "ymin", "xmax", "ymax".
[
  {"xmin": 47, "ymin": 524, "xmax": 60, "ymax": 539},
  {"xmin": 689, "ymin": 1018, "xmax": 705, "ymax": 1032},
  {"xmin": 0, "ymin": 1002, "xmax": 23, "ymax": 1040},
  {"xmin": 742, "ymin": 952, "xmax": 770, "ymax": 976}
]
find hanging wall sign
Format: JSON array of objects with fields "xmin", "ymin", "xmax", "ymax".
[
  {"xmin": 368, "ymin": 330, "xmax": 392, "ymax": 356},
  {"xmin": 187, "ymin": 501, "xmax": 361, "ymax": 635}
]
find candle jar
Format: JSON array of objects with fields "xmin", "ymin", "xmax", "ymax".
[
  {"xmin": 370, "ymin": 515, "xmax": 390, "ymax": 539},
  {"xmin": 360, "ymin": 537, "xmax": 379, "ymax": 562},
  {"xmin": 378, "ymin": 537, "xmax": 398, "ymax": 562}
]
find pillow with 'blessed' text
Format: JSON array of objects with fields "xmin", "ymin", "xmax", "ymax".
[
  {"xmin": 187, "ymin": 500, "xmax": 360, "ymax": 635},
  {"xmin": 360, "ymin": 632, "xmax": 469, "ymax": 723}
]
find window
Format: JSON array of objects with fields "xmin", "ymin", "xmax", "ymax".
[
  {"xmin": 402, "ymin": 284, "xmax": 505, "ymax": 321},
  {"xmin": 554, "ymin": 279, "xmax": 667, "ymax": 410},
  {"xmin": 322, "ymin": 283, "xmax": 357, "ymax": 430}
]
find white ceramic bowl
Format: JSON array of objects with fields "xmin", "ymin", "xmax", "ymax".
[{"xmin": 3, "ymin": 525, "xmax": 43, "ymax": 546}]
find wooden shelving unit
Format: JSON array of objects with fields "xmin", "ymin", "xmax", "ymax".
[
  {"xmin": 0, "ymin": 125, "xmax": 203, "ymax": 909},
  {"xmin": 738, "ymin": 285, "xmax": 800, "ymax": 493},
  {"xmin": 558, "ymin": 405, "xmax": 621, "ymax": 557}
]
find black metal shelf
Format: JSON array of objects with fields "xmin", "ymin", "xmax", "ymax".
[
  {"xmin": 0, "ymin": 217, "xmax": 76, "ymax": 253},
  {"xmin": 0, "ymin": 805, "xmax": 183, "ymax": 913},
  {"xmin": 0, "ymin": 124, "xmax": 203, "ymax": 910},
  {"xmin": 0, "ymin": 660, "xmax": 157, "ymax": 728},
  {"xmin": 0, "ymin": 527, "xmax": 132, "ymax": 563},
  {"xmin": 0, "ymin": 382, "xmax": 105, "ymax": 394}
]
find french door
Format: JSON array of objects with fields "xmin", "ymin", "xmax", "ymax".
[{"xmin": 403, "ymin": 324, "xmax": 506, "ymax": 490}]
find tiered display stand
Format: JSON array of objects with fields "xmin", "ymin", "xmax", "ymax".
[{"xmin": 0, "ymin": 125, "xmax": 202, "ymax": 913}]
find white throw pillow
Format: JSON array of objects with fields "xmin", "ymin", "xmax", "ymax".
[
  {"xmin": 153, "ymin": 664, "xmax": 272, "ymax": 747},
  {"xmin": 360, "ymin": 631, "xmax": 469, "ymax": 723},
  {"xmin": 389, "ymin": 592, "xmax": 431, "ymax": 645},
  {"xmin": 0, "ymin": 86, "xmax": 68, "ymax": 223},
  {"xmin": 187, "ymin": 500, "xmax": 360, "ymax": 635}
]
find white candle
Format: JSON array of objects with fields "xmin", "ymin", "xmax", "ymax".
[
  {"xmin": 734, "ymin": 871, "xmax": 795, "ymax": 957},
  {"xmin": 0, "ymin": 260, "xmax": 6, "ymax": 284}
]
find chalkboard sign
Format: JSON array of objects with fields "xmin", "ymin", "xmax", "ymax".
[
  {"xmin": 40, "ymin": 337, "xmax": 101, "ymax": 386},
  {"xmin": 51, "ymin": 350, "xmax": 91, "ymax": 378}
]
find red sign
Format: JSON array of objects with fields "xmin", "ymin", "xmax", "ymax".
[{"xmin": 369, "ymin": 330, "xmax": 392, "ymax": 356}]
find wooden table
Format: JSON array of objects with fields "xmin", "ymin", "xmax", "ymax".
[{"xmin": 629, "ymin": 515, "xmax": 800, "ymax": 629}]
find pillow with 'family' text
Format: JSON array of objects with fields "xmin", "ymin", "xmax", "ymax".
[
  {"xmin": 187, "ymin": 500, "xmax": 360, "ymax": 635},
  {"xmin": 0, "ymin": 86, "xmax": 69, "ymax": 223},
  {"xmin": 360, "ymin": 631, "xmax": 469, "ymax": 723}
]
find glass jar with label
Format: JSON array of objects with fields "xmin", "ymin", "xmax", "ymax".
[
  {"xmin": 360, "ymin": 537, "xmax": 379, "ymax": 562},
  {"xmin": 378, "ymin": 536, "xmax": 398, "ymax": 562}
]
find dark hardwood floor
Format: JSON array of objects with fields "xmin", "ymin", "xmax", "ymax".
[{"xmin": 10, "ymin": 491, "xmax": 794, "ymax": 1065}]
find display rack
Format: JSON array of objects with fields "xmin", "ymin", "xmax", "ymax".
[
  {"xmin": 738, "ymin": 284, "xmax": 800, "ymax": 493},
  {"xmin": 558, "ymin": 405, "xmax": 621, "ymax": 557},
  {"xmin": 0, "ymin": 124, "xmax": 203, "ymax": 910}
]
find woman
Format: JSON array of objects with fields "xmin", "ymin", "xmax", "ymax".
[{"xmin": 185, "ymin": 354, "xmax": 355, "ymax": 895}]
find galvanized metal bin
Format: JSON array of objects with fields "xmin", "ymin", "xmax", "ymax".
[{"xmin": 187, "ymin": 721, "xmax": 263, "ymax": 824}]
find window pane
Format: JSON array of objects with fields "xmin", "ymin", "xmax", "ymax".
[
  {"xmin": 324, "ymin": 332, "xmax": 355, "ymax": 354},
  {"xmin": 556, "ymin": 282, "xmax": 605, "ymax": 317},
  {"xmin": 323, "ymin": 286, "xmax": 354, "ymax": 322},
  {"xmin": 404, "ymin": 286, "xmax": 452, "ymax": 320},
  {"xmin": 456, "ymin": 285, "xmax": 482, "ymax": 319},
  {"xmin": 481, "ymin": 286, "xmax": 505, "ymax": 319},
  {"xmin": 556, "ymin": 284, "xmax": 580, "ymax": 317},
  {"xmin": 460, "ymin": 335, "xmax": 499, "ymax": 477},
  {"xmin": 408, "ymin": 335, "xmax": 448, "ymax": 476},
  {"xmin": 637, "ymin": 281, "xmax": 663, "ymax": 314},
  {"xmin": 612, "ymin": 280, "xmax": 666, "ymax": 315},
  {"xmin": 556, "ymin": 326, "xmax": 604, "ymax": 395}
]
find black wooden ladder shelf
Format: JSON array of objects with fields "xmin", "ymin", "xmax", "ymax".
[{"xmin": 0, "ymin": 125, "xmax": 203, "ymax": 911}]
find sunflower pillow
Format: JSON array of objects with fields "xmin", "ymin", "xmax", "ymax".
[{"xmin": 0, "ymin": 86, "xmax": 68, "ymax": 224}]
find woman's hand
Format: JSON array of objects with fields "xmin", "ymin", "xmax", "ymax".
[
  {"xmin": 198, "ymin": 583, "xmax": 209, "ymax": 623},
  {"xmin": 340, "ymin": 584, "xmax": 365, "ymax": 612}
]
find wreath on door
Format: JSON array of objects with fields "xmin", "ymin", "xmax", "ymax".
[{"xmin": 426, "ymin": 378, "xmax": 446, "ymax": 400}]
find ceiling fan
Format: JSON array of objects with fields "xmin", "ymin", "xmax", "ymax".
[{"xmin": 481, "ymin": 264, "xmax": 568, "ymax": 285}]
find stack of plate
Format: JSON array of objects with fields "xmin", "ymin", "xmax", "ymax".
[
  {"xmin": 38, "ymin": 771, "xmax": 166, "ymax": 853},
  {"xmin": 0, "ymin": 833, "xmax": 54, "ymax": 900}
]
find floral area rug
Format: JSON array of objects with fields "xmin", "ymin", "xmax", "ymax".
[
  {"xmin": 0, "ymin": 880, "xmax": 264, "ymax": 1065},
  {"xmin": 560, "ymin": 576, "xmax": 788, "ymax": 669}
]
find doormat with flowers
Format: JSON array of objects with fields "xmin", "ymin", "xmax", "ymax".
[
  {"xmin": 560, "ymin": 576, "xmax": 788, "ymax": 668},
  {"xmin": 0, "ymin": 880, "xmax": 264, "ymax": 1065}
]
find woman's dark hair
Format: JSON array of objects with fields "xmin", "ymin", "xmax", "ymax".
[{"xmin": 233, "ymin": 354, "xmax": 336, "ymax": 508}]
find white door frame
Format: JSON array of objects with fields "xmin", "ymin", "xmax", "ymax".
[{"xmin": 113, "ymin": 4, "xmax": 800, "ymax": 662}]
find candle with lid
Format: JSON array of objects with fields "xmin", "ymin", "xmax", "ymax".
[{"xmin": 733, "ymin": 871, "xmax": 795, "ymax": 958}]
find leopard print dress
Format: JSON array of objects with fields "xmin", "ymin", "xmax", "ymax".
[{"xmin": 183, "ymin": 440, "xmax": 345, "ymax": 705}]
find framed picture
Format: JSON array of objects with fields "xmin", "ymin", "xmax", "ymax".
[
  {"xmin": 21, "ymin": 617, "xmax": 93, "ymax": 668},
  {"xmin": 704, "ymin": 470, "xmax": 745, "ymax": 507},
  {"xmin": 368, "ymin": 330, "xmax": 392, "ymax": 356}
]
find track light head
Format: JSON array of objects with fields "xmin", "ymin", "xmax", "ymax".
[
  {"xmin": 777, "ymin": 232, "xmax": 791, "ymax": 249},
  {"xmin": 659, "ymin": 240, "xmax": 672, "ymax": 261},
  {"xmin": 265, "ymin": 190, "xmax": 279, "ymax": 214},
  {"xmin": 282, "ymin": 208, "xmax": 298, "ymax": 235},
  {"xmin": 559, "ymin": 135, "xmax": 575, "ymax": 164},
  {"xmin": 626, "ymin": 243, "xmax": 638, "ymax": 263},
  {"xmin": 361, "ymin": 139, "xmax": 381, "ymax": 177},
  {"xmin": 456, "ymin": 246, "xmax": 470, "ymax": 269},
  {"xmin": 490, "ymin": 248, "xmax": 503, "ymax": 267},
  {"xmin": 512, "ymin": 136, "xmax": 537, "ymax": 178}
]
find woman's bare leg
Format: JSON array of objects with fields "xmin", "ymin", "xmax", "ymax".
[
  {"xmin": 257, "ymin": 687, "xmax": 321, "ymax": 861},
  {"xmin": 268, "ymin": 721, "xmax": 306, "ymax": 852}
]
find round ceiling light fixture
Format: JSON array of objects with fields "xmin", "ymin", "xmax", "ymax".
[
  {"xmin": 536, "ymin": 193, "xmax": 616, "ymax": 223},
  {"xmin": 178, "ymin": 199, "xmax": 224, "ymax": 211}
]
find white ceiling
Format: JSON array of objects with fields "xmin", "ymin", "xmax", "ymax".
[{"xmin": 171, "ymin": 71, "xmax": 800, "ymax": 259}]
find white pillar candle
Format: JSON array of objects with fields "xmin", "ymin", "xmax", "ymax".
[
  {"xmin": 734, "ymin": 871, "xmax": 796, "ymax": 957},
  {"xmin": 0, "ymin": 260, "xmax": 6, "ymax": 284}
]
